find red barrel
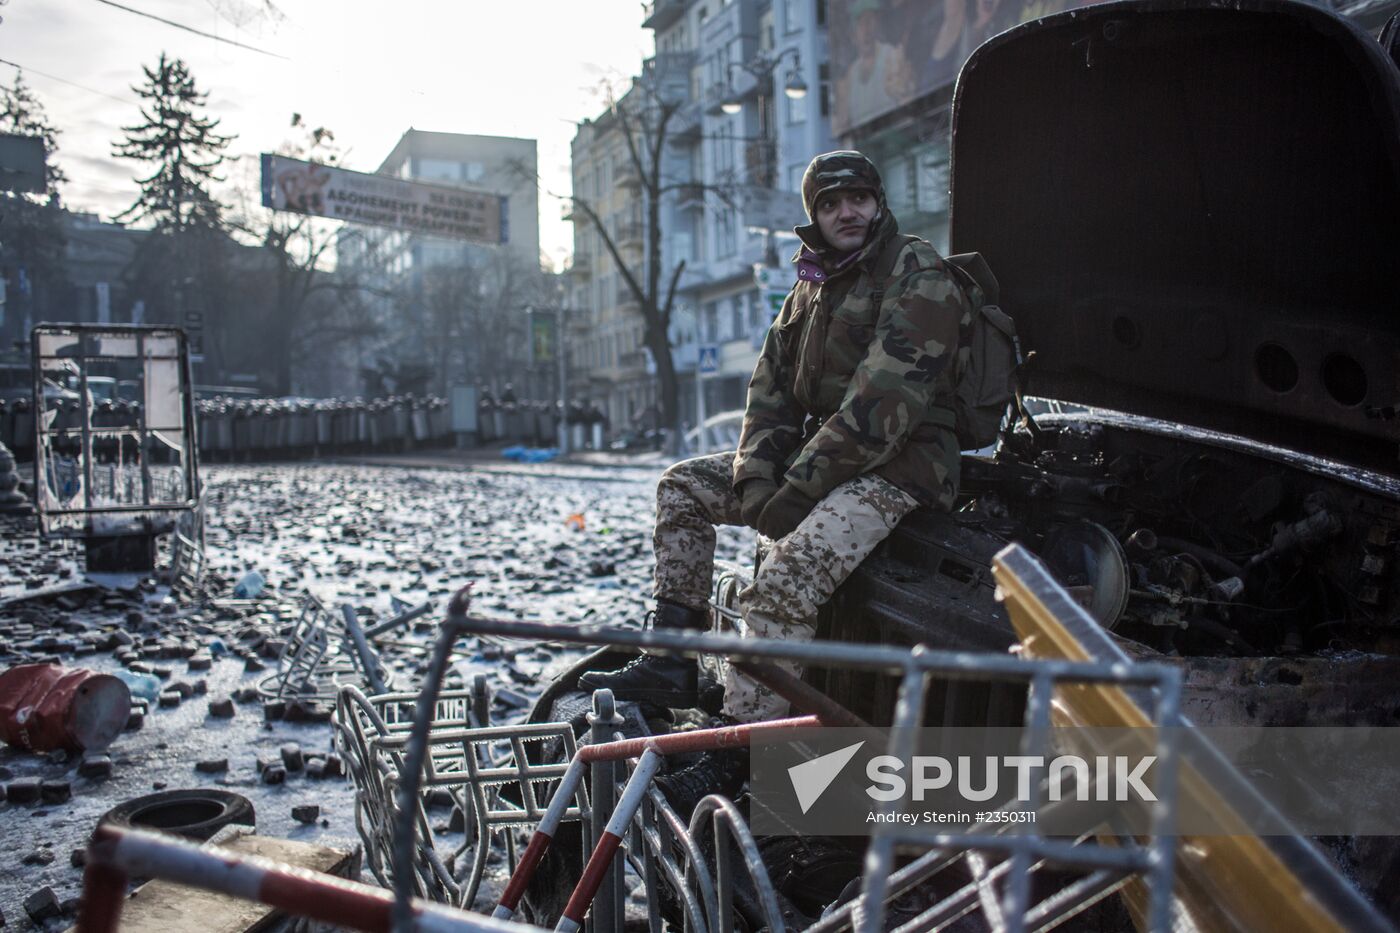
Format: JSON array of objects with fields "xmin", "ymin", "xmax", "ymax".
[{"xmin": 0, "ymin": 663, "xmax": 131, "ymax": 753}]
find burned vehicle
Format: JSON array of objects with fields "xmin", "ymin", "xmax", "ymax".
[
  {"xmin": 515, "ymin": 0, "xmax": 1400, "ymax": 926},
  {"xmin": 814, "ymin": 0, "xmax": 1400, "ymax": 729}
]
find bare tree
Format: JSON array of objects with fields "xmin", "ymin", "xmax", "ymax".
[
  {"xmin": 225, "ymin": 115, "xmax": 384, "ymax": 394},
  {"xmin": 417, "ymin": 248, "xmax": 553, "ymax": 396},
  {"xmin": 549, "ymin": 76, "xmax": 714, "ymax": 451}
]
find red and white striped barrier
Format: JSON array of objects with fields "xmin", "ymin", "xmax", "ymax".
[
  {"xmin": 77, "ymin": 825, "xmax": 546, "ymax": 933},
  {"xmin": 492, "ymin": 714, "xmax": 821, "ymax": 927}
]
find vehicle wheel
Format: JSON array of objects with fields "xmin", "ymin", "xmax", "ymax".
[{"xmin": 98, "ymin": 788, "xmax": 256, "ymax": 841}]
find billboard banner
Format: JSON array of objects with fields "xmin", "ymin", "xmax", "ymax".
[
  {"xmin": 260, "ymin": 153, "xmax": 508, "ymax": 244},
  {"xmin": 828, "ymin": 0, "xmax": 1091, "ymax": 137}
]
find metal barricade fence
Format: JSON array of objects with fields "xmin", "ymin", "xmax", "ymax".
[
  {"xmin": 75, "ymin": 546, "xmax": 1389, "ymax": 933},
  {"xmin": 440, "ymin": 556, "xmax": 1189, "ymax": 933}
]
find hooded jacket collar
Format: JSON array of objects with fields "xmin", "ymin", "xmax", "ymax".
[{"xmin": 793, "ymin": 209, "xmax": 900, "ymax": 285}]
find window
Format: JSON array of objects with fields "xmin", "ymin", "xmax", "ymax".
[
  {"xmin": 783, "ymin": 0, "xmax": 800, "ymax": 32},
  {"xmin": 819, "ymin": 62, "xmax": 831, "ymax": 117},
  {"xmin": 815, "ymin": 0, "xmax": 826, "ymax": 27},
  {"xmin": 787, "ymin": 163, "xmax": 805, "ymax": 193},
  {"xmin": 786, "ymin": 92, "xmax": 806, "ymax": 125},
  {"xmin": 884, "ymin": 155, "xmax": 912, "ymax": 216},
  {"xmin": 748, "ymin": 291, "xmax": 762, "ymax": 330},
  {"xmin": 703, "ymin": 302, "xmax": 720, "ymax": 342},
  {"xmin": 730, "ymin": 297, "xmax": 744, "ymax": 339},
  {"xmin": 715, "ymin": 206, "xmax": 737, "ymax": 257}
]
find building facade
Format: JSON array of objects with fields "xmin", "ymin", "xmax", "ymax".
[
  {"xmin": 565, "ymin": 93, "xmax": 654, "ymax": 432},
  {"xmin": 567, "ymin": 0, "xmax": 836, "ymax": 440}
]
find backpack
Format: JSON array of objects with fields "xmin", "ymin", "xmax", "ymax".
[{"xmin": 871, "ymin": 239, "xmax": 1020, "ymax": 451}]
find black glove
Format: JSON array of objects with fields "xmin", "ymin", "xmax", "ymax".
[
  {"xmin": 738, "ymin": 479, "xmax": 778, "ymax": 529},
  {"xmin": 756, "ymin": 484, "xmax": 820, "ymax": 540}
]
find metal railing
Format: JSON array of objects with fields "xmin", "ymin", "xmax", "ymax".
[{"xmin": 439, "ymin": 552, "xmax": 1189, "ymax": 933}]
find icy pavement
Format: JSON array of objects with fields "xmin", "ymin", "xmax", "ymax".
[{"xmin": 0, "ymin": 460, "xmax": 756, "ymax": 927}]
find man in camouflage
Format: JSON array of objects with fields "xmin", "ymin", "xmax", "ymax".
[{"xmin": 581, "ymin": 150, "xmax": 974, "ymax": 724}]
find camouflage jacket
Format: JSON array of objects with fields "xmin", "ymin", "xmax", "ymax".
[{"xmin": 733, "ymin": 216, "xmax": 974, "ymax": 510}]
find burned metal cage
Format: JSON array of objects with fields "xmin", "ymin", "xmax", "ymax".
[{"xmin": 30, "ymin": 324, "xmax": 200, "ymax": 550}]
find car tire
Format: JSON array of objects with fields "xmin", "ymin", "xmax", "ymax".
[{"xmin": 98, "ymin": 788, "xmax": 256, "ymax": 841}]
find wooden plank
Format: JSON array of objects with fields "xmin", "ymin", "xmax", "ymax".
[{"xmin": 68, "ymin": 834, "xmax": 357, "ymax": 933}]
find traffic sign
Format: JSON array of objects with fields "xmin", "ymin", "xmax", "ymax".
[{"xmin": 698, "ymin": 344, "xmax": 720, "ymax": 375}]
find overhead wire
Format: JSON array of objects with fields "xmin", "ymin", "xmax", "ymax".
[
  {"xmin": 92, "ymin": 0, "xmax": 290, "ymax": 60},
  {"xmin": 0, "ymin": 56, "xmax": 135, "ymax": 106}
]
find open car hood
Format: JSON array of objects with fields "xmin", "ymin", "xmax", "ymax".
[{"xmin": 949, "ymin": 0, "xmax": 1400, "ymax": 475}]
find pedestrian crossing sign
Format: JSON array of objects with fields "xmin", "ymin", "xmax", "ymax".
[{"xmin": 698, "ymin": 344, "xmax": 720, "ymax": 374}]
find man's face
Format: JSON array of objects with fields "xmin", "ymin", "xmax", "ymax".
[{"xmin": 815, "ymin": 188, "xmax": 878, "ymax": 253}]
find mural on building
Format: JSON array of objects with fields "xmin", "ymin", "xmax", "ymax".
[{"xmin": 828, "ymin": 0, "xmax": 1085, "ymax": 135}]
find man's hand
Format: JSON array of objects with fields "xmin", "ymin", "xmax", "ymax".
[
  {"xmin": 757, "ymin": 484, "xmax": 820, "ymax": 540},
  {"xmin": 738, "ymin": 480, "xmax": 778, "ymax": 529}
]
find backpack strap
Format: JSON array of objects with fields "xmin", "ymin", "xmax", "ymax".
[{"xmin": 867, "ymin": 234, "xmax": 918, "ymax": 313}]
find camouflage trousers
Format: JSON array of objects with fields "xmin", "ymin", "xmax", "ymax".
[{"xmin": 653, "ymin": 451, "xmax": 918, "ymax": 721}]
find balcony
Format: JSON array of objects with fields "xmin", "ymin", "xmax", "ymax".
[
  {"xmin": 618, "ymin": 349, "xmax": 650, "ymax": 372},
  {"xmin": 703, "ymin": 82, "xmax": 731, "ymax": 115},
  {"xmin": 650, "ymin": 50, "xmax": 698, "ymax": 82},
  {"xmin": 674, "ymin": 182, "xmax": 705, "ymax": 211},
  {"xmin": 743, "ymin": 140, "xmax": 777, "ymax": 188},
  {"xmin": 616, "ymin": 220, "xmax": 645, "ymax": 249},
  {"xmin": 642, "ymin": 0, "xmax": 690, "ymax": 32},
  {"xmin": 667, "ymin": 100, "xmax": 703, "ymax": 144},
  {"xmin": 569, "ymin": 251, "xmax": 592, "ymax": 279},
  {"xmin": 615, "ymin": 162, "xmax": 642, "ymax": 190}
]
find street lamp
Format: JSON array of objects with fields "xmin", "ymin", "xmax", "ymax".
[
  {"xmin": 719, "ymin": 47, "xmax": 806, "ymax": 265},
  {"xmin": 720, "ymin": 47, "xmax": 806, "ymax": 114}
]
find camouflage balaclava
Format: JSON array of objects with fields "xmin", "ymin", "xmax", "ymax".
[{"xmin": 795, "ymin": 150, "xmax": 892, "ymax": 257}]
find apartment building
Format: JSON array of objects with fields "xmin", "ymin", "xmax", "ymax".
[{"xmin": 567, "ymin": 0, "xmax": 835, "ymax": 437}]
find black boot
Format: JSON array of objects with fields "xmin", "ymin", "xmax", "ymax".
[
  {"xmin": 653, "ymin": 718, "xmax": 749, "ymax": 815},
  {"xmin": 577, "ymin": 600, "xmax": 707, "ymax": 707}
]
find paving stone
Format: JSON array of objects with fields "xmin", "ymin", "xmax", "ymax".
[
  {"xmin": 40, "ymin": 779, "xmax": 72, "ymax": 803},
  {"xmin": 22, "ymin": 848, "xmax": 55, "ymax": 866},
  {"xmin": 261, "ymin": 764, "xmax": 287, "ymax": 785},
  {"xmin": 207, "ymin": 697, "xmax": 236, "ymax": 718},
  {"xmin": 77, "ymin": 754, "xmax": 113, "ymax": 780},
  {"xmin": 125, "ymin": 710, "xmax": 145, "ymax": 731},
  {"xmin": 71, "ymin": 848, "xmax": 87, "ymax": 867},
  {"xmin": 279, "ymin": 743, "xmax": 303, "ymax": 771},
  {"xmin": 195, "ymin": 758, "xmax": 228, "ymax": 774},
  {"xmin": 24, "ymin": 886, "xmax": 61, "ymax": 923},
  {"xmin": 291, "ymin": 804, "xmax": 320, "ymax": 824},
  {"xmin": 6, "ymin": 777, "xmax": 42, "ymax": 804},
  {"xmin": 282, "ymin": 699, "xmax": 330, "ymax": 723},
  {"xmin": 158, "ymin": 691, "xmax": 181, "ymax": 708}
]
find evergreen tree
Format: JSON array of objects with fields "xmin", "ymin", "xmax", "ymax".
[{"xmin": 112, "ymin": 53, "xmax": 233, "ymax": 231}]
